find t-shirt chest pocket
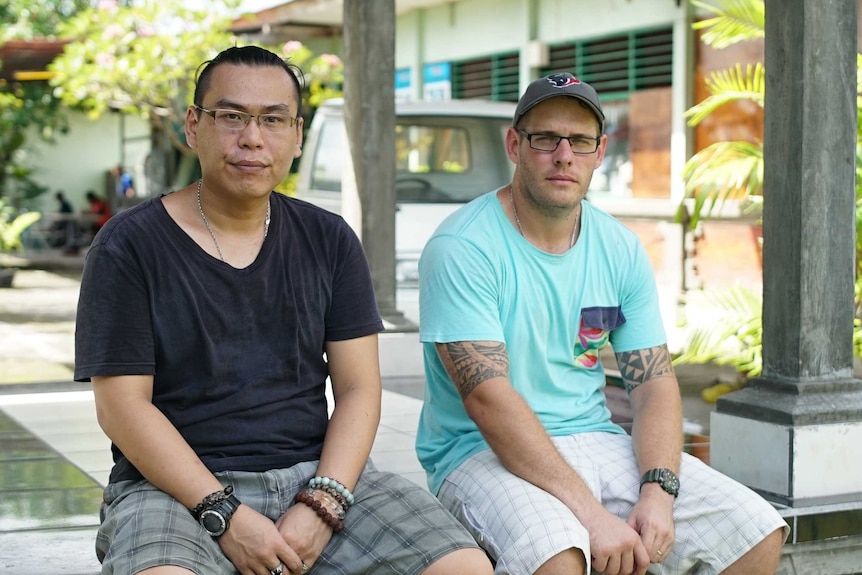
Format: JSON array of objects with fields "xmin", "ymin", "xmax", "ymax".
[{"xmin": 573, "ymin": 306, "xmax": 626, "ymax": 368}]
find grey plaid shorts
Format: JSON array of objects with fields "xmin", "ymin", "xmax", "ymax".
[{"xmin": 96, "ymin": 459, "xmax": 478, "ymax": 574}]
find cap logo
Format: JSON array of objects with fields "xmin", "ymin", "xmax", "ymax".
[{"xmin": 547, "ymin": 73, "xmax": 580, "ymax": 88}]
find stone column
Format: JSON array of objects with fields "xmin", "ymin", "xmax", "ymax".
[
  {"xmin": 710, "ymin": 0, "xmax": 862, "ymax": 507},
  {"xmin": 343, "ymin": 0, "xmax": 412, "ymax": 329}
]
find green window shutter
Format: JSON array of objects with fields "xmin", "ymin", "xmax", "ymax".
[
  {"xmin": 449, "ymin": 27, "xmax": 671, "ymax": 102},
  {"xmin": 452, "ymin": 52, "xmax": 520, "ymax": 101},
  {"xmin": 542, "ymin": 27, "xmax": 673, "ymax": 99},
  {"xmin": 632, "ymin": 28, "xmax": 674, "ymax": 90}
]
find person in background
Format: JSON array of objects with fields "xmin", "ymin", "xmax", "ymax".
[
  {"xmin": 75, "ymin": 45, "xmax": 493, "ymax": 575},
  {"xmin": 50, "ymin": 191, "xmax": 78, "ymax": 252},
  {"xmin": 56, "ymin": 191, "xmax": 73, "ymax": 214},
  {"xmin": 416, "ymin": 72, "xmax": 788, "ymax": 575},
  {"xmin": 111, "ymin": 164, "xmax": 135, "ymax": 198},
  {"xmin": 84, "ymin": 190, "xmax": 111, "ymax": 237}
]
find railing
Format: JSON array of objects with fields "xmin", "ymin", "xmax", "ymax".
[{"xmin": 21, "ymin": 212, "xmax": 98, "ymax": 254}]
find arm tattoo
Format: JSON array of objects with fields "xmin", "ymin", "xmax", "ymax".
[
  {"xmin": 615, "ymin": 344, "xmax": 674, "ymax": 394},
  {"xmin": 437, "ymin": 341, "xmax": 509, "ymax": 400}
]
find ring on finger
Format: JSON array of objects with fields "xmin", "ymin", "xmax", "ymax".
[
  {"xmin": 656, "ymin": 549, "xmax": 663, "ymax": 557},
  {"xmin": 301, "ymin": 562, "xmax": 310, "ymax": 574},
  {"xmin": 270, "ymin": 564, "xmax": 284, "ymax": 575}
]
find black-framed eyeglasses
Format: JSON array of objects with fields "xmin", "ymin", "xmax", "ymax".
[
  {"xmin": 517, "ymin": 129, "xmax": 600, "ymax": 154},
  {"xmin": 195, "ymin": 106, "xmax": 297, "ymax": 133}
]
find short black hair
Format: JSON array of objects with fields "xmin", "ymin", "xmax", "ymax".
[{"xmin": 194, "ymin": 45, "xmax": 305, "ymax": 118}]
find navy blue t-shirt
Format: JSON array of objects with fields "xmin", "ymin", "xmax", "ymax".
[{"xmin": 74, "ymin": 193, "xmax": 383, "ymax": 482}]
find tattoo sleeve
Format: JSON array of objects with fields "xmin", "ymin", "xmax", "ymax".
[
  {"xmin": 436, "ymin": 341, "xmax": 509, "ymax": 400},
  {"xmin": 615, "ymin": 344, "xmax": 675, "ymax": 394}
]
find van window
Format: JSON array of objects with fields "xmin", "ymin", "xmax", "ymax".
[
  {"xmin": 309, "ymin": 113, "xmax": 511, "ymax": 204},
  {"xmin": 310, "ymin": 119, "xmax": 347, "ymax": 192},
  {"xmin": 395, "ymin": 125, "xmax": 470, "ymax": 174}
]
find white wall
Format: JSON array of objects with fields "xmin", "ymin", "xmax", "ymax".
[
  {"xmin": 26, "ymin": 110, "xmax": 150, "ymax": 213},
  {"xmin": 537, "ymin": 0, "xmax": 681, "ymax": 42},
  {"xmin": 396, "ymin": 0, "xmax": 684, "ymax": 79}
]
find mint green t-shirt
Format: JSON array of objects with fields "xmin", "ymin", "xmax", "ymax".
[{"xmin": 417, "ymin": 190, "xmax": 666, "ymax": 494}]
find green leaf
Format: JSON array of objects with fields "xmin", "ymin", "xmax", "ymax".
[
  {"xmin": 674, "ymin": 285, "xmax": 763, "ymax": 378},
  {"xmin": 680, "ymin": 141, "xmax": 763, "ymax": 227},
  {"xmin": 0, "ymin": 202, "xmax": 41, "ymax": 253},
  {"xmin": 690, "ymin": 0, "xmax": 765, "ymax": 49},
  {"xmin": 685, "ymin": 63, "xmax": 765, "ymax": 126}
]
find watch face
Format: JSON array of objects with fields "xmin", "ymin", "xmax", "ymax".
[
  {"xmin": 200, "ymin": 509, "xmax": 226, "ymax": 537},
  {"xmin": 660, "ymin": 470, "xmax": 680, "ymax": 495}
]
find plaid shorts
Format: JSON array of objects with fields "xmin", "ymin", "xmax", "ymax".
[
  {"xmin": 96, "ymin": 459, "xmax": 479, "ymax": 575},
  {"xmin": 438, "ymin": 432, "xmax": 789, "ymax": 575}
]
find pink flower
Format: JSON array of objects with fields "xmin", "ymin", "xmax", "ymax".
[
  {"xmin": 102, "ymin": 23, "xmax": 124, "ymax": 40},
  {"xmin": 95, "ymin": 53, "xmax": 115, "ymax": 67},
  {"xmin": 283, "ymin": 41, "xmax": 303, "ymax": 54},
  {"xmin": 321, "ymin": 53, "xmax": 341, "ymax": 67}
]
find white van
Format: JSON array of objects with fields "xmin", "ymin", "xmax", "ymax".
[{"xmin": 295, "ymin": 98, "xmax": 516, "ymax": 285}]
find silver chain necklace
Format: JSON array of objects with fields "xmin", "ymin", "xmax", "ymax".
[
  {"xmin": 509, "ymin": 185, "xmax": 579, "ymax": 249},
  {"xmin": 196, "ymin": 179, "xmax": 271, "ymax": 262}
]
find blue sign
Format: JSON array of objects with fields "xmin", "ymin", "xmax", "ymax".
[
  {"xmin": 395, "ymin": 68, "xmax": 412, "ymax": 101},
  {"xmin": 423, "ymin": 62, "xmax": 451, "ymax": 101}
]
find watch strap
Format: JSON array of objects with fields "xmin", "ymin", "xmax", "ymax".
[
  {"xmin": 640, "ymin": 468, "xmax": 679, "ymax": 497},
  {"xmin": 219, "ymin": 493, "xmax": 240, "ymax": 517}
]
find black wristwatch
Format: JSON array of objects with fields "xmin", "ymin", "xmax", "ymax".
[
  {"xmin": 640, "ymin": 468, "xmax": 680, "ymax": 497},
  {"xmin": 199, "ymin": 493, "xmax": 241, "ymax": 538}
]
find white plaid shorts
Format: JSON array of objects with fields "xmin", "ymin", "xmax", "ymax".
[{"xmin": 438, "ymin": 432, "xmax": 789, "ymax": 575}]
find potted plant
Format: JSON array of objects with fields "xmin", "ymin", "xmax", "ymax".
[{"xmin": 0, "ymin": 199, "xmax": 41, "ymax": 287}]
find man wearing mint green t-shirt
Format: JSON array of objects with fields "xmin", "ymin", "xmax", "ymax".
[{"xmin": 417, "ymin": 72, "xmax": 787, "ymax": 575}]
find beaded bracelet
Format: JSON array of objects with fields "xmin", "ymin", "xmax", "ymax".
[
  {"xmin": 295, "ymin": 489, "xmax": 345, "ymax": 533},
  {"xmin": 314, "ymin": 490, "xmax": 346, "ymax": 520},
  {"xmin": 191, "ymin": 485, "xmax": 234, "ymax": 520},
  {"xmin": 311, "ymin": 485, "xmax": 349, "ymax": 510},
  {"xmin": 308, "ymin": 476, "xmax": 355, "ymax": 507}
]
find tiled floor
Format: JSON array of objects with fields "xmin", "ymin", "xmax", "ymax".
[{"xmin": 0, "ymin": 382, "xmax": 428, "ymax": 575}]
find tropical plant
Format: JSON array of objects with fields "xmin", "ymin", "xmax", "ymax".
[
  {"xmin": 49, "ymin": 1, "xmax": 344, "ymax": 155},
  {"xmin": 678, "ymin": 0, "xmax": 765, "ymax": 228},
  {"xmin": 0, "ymin": 0, "xmax": 94, "ymax": 42},
  {"xmin": 49, "ymin": 0, "xmax": 246, "ymax": 154},
  {"xmin": 0, "ymin": 86, "xmax": 63, "ymax": 208},
  {"xmin": 0, "ymin": 199, "xmax": 41, "ymax": 254},
  {"xmin": 674, "ymin": 285, "xmax": 762, "ymax": 379},
  {"xmin": 0, "ymin": 0, "xmax": 87, "ymax": 209},
  {"xmin": 674, "ymin": 0, "xmax": 862, "ymax": 378}
]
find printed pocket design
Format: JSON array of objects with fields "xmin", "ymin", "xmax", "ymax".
[{"xmin": 573, "ymin": 306, "xmax": 625, "ymax": 368}]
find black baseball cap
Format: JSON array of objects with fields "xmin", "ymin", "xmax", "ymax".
[{"xmin": 513, "ymin": 72, "xmax": 605, "ymax": 132}]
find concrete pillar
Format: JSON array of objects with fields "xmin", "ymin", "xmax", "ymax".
[
  {"xmin": 343, "ymin": 0, "xmax": 412, "ymax": 328},
  {"xmin": 710, "ymin": 0, "xmax": 862, "ymax": 507}
]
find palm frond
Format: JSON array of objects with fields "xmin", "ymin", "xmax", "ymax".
[
  {"xmin": 674, "ymin": 285, "xmax": 763, "ymax": 378},
  {"xmin": 686, "ymin": 63, "xmax": 765, "ymax": 126},
  {"xmin": 681, "ymin": 141, "xmax": 763, "ymax": 227},
  {"xmin": 0, "ymin": 211, "xmax": 41, "ymax": 253},
  {"xmin": 691, "ymin": 0, "xmax": 765, "ymax": 49}
]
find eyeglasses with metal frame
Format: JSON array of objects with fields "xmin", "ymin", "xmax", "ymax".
[
  {"xmin": 195, "ymin": 106, "xmax": 297, "ymax": 133},
  {"xmin": 516, "ymin": 129, "xmax": 601, "ymax": 154}
]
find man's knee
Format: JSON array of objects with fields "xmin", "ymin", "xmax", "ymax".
[
  {"xmin": 723, "ymin": 528, "xmax": 785, "ymax": 575},
  {"xmin": 535, "ymin": 547, "xmax": 587, "ymax": 575}
]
